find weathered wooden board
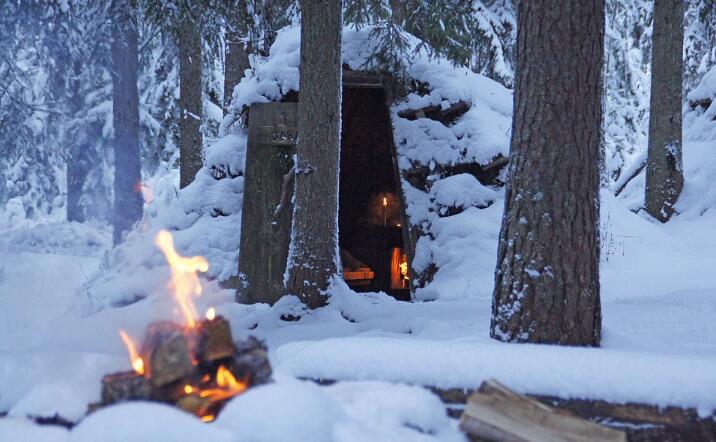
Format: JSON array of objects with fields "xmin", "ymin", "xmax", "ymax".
[{"xmin": 237, "ymin": 102, "xmax": 296, "ymax": 305}]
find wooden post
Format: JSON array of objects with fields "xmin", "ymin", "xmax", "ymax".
[{"xmin": 237, "ymin": 102, "xmax": 297, "ymax": 305}]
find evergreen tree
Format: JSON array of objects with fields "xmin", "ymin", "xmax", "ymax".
[{"xmin": 491, "ymin": 0, "xmax": 604, "ymax": 346}]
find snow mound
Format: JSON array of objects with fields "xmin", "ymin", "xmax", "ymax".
[
  {"xmin": 0, "ymin": 418, "xmax": 69, "ymax": 442},
  {"xmin": 216, "ymin": 381, "xmax": 345, "ymax": 442},
  {"xmin": 216, "ymin": 379, "xmax": 462, "ymax": 442},
  {"xmin": 9, "ymin": 383, "xmax": 89, "ymax": 423},
  {"xmin": 430, "ymin": 173, "xmax": 497, "ymax": 214},
  {"xmin": 69, "ymin": 402, "xmax": 235, "ymax": 442},
  {"xmin": 0, "ymin": 221, "xmax": 110, "ymax": 257}
]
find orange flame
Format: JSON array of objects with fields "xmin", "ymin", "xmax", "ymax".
[
  {"xmin": 198, "ymin": 366, "xmax": 247, "ymax": 402},
  {"xmin": 155, "ymin": 230, "xmax": 209, "ymax": 328},
  {"xmin": 119, "ymin": 330, "xmax": 145, "ymax": 375}
]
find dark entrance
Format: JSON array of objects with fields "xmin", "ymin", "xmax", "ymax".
[{"xmin": 339, "ymin": 86, "xmax": 410, "ymax": 300}]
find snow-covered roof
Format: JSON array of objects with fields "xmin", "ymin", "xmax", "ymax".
[{"xmin": 230, "ymin": 25, "xmax": 513, "ymax": 299}]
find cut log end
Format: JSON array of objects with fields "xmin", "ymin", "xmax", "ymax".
[{"xmin": 101, "ymin": 371, "xmax": 152, "ymax": 405}]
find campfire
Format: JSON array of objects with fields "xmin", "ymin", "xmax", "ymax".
[{"xmin": 98, "ymin": 230, "xmax": 271, "ymax": 422}]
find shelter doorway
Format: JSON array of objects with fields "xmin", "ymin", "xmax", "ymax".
[{"xmin": 339, "ymin": 86, "xmax": 411, "ymax": 301}]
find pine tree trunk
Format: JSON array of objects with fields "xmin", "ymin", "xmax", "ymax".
[
  {"xmin": 490, "ymin": 1, "xmax": 604, "ymax": 346},
  {"xmin": 223, "ymin": 30, "xmax": 250, "ymax": 114},
  {"xmin": 66, "ymin": 59, "xmax": 90, "ymax": 223},
  {"xmin": 645, "ymin": 0, "xmax": 684, "ymax": 222},
  {"xmin": 285, "ymin": 0, "xmax": 342, "ymax": 309},
  {"xmin": 390, "ymin": 0, "xmax": 406, "ymax": 25},
  {"xmin": 178, "ymin": 13, "xmax": 203, "ymax": 189},
  {"xmin": 110, "ymin": 0, "xmax": 142, "ymax": 244}
]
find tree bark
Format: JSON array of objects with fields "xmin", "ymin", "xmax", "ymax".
[
  {"xmin": 178, "ymin": 12, "xmax": 203, "ymax": 189},
  {"xmin": 66, "ymin": 58, "xmax": 90, "ymax": 223},
  {"xmin": 110, "ymin": 0, "xmax": 142, "ymax": 244},
  {"xmin": 390, "ymin": 0, "xmax": 406, "ymax": 26},
  {"xmin": 490, "ymin": 0, "xmax": 604, "ymax": 346},
  {"xmin": 645, "ymin": 0, "xmax": 684, "ymax": 222},
  {"xmin": 223, "ymin": 30, "xmax": 250, "ymax": 115},
  {"xmin": 284, "ymin": 0, "xmax": 342, "ymax": 309}
]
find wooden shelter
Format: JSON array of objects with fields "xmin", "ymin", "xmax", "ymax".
[{"xmin": 238, "ymin": 71, "xmax": 413, "ymax": 305}]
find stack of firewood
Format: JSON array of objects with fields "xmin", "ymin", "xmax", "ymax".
[{"xmin": 96, "ymin": 316, "xmax": 271, "ymax": 421}]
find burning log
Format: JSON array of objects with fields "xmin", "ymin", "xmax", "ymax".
[
  {"xmin": 101, "ymin": 371, "xmax": 152, "ymax": 404},
  {"xmin": 175, "ymin": 393, "xmax": 212, "ymax": 417},
  {"xmin": 197, "ymin": 314, "xmax": 235, "ymax": 364},
  {"xmin": 141, "ymin": 321, "xmax": 195, "ymax": 387},
  {"xmin": 230, "ymin": 336, "xmax": 272, "ymax": 386}
]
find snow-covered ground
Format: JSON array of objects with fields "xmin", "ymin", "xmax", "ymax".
[{"xmin": 1, "ymin": 175, "xmax": 715, "ymax": 440}]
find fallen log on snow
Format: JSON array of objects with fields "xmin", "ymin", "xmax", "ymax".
[{"xmin": 433, "ymin": 383, "xmax": 716, "ymax": 441}]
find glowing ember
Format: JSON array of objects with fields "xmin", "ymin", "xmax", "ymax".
[
  {"xmin": 118, "ymin": 330, "xmax": 145, "ymax": 375},
  {"xmin": 201, "ymin": 415, "xmax": 215, "ymax": 423},
  {"xmin": 205, "ymin": 307, "xmax": 216, "ymax": 321},
  {"xmin": 155, "ymin": 230, "xmax": 209, "ymax": 328},
  {"xmin": 184, "ymin": 385, "xmax": 194, "ymax": 394}
]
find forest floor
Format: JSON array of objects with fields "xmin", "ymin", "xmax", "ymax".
[{"xmin": 0, "ymin": 189, "xmax": 715, "ymax": 440}]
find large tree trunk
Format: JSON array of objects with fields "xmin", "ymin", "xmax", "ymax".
[
  {"xmin": 110, "ymin": 0, "xmax": 142, "ymax": 244},
  {"xmin": 223, "ymin": 30, "xmax": 250, "ymax": 114},
  {"xmin": 178, "ymin": 13, "xmax": 203, "ymax": 189},
  {"xmin": 490, "ymin": 1, "xmax": 604, "ymax": 346},
  {"xmin": 645, "ymin": 0, "xmax": 684, "ymax": 222},
  {"xmin": 66, "ymin": 59, "xmax": 90, "ymax": 223},
  {"xmin": 284, "ymin": 0, "xmax": 342, "ymax": 309}
]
